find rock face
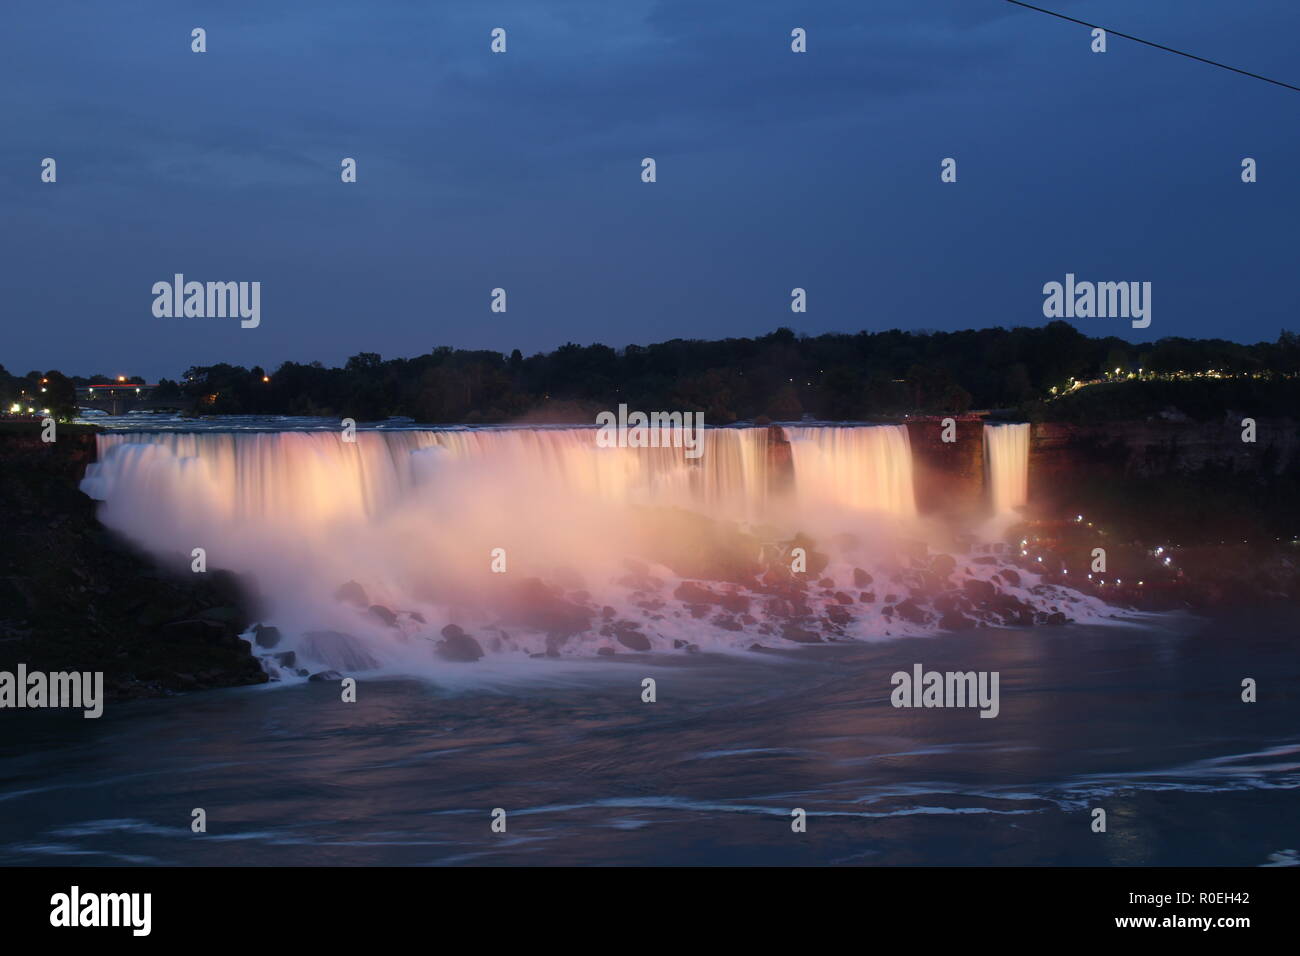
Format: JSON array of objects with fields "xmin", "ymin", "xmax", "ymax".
[
  {"xmin": 906, "ymin": 418, "xmax": 985, "ymax": 518},
  {"xmin": 0, "ymin": 423, "xmax": 267, "ymax": 700},
  {"xmin": 1032, "ymin": 419, "xmax": 1300, "ymax": 485}
]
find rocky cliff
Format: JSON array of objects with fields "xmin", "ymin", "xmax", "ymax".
[{"xmin": 0, "ymin": 423, "xmax": 266, "ymax": 700}]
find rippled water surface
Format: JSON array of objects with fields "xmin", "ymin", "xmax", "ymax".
[{"xmin": 2, "ymin": 610, "xmax": 1296, "ymax": 865}]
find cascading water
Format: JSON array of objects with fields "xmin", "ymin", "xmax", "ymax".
[
  {"xmin": 983, "ymin": 423, "xmax": 1030, "ymax": 516},
  {"xmin": 784, "ymin": 425, "xmax": 916, "ymax": 519},
  {"xmin": 81, "ymin": 422, "xmax": 1112, "ymax": 682}
]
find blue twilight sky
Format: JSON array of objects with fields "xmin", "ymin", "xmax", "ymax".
[{"xmin": 1, "ymin": 0, "xmax": 1297, "ymax": 381}]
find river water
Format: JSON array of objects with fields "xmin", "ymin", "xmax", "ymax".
[{"xmin": 2, "ymin": 608, "xmax": 1296, "ymax": 866}]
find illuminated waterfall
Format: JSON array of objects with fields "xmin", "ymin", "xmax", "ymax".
[
  {"xmin": 78, "ymin": 422, "xmax": 1108, "ymax": 675},
  {"xmin": 984, "ymin": 423, "xmax": 1030, "ymax": 516},
  {"xmin": 784, "ymin": 424, "xmax": 916, "ymax": 517}
]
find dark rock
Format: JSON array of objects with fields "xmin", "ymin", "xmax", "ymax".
[
  {"xmin": 894, "ymin": 599, "xmax": 930, "ymax": 625},
  {"xmin": 852, "ymin": 567, "xmax": 873, "ymax": 587},
  {"xmin": 159, "ymin": 618, "xmax": 227, "ymax": 642},
  {"xmin": 253, "ymin": 624, "xmax": 281, "ymax": 649},
  {"xmin": 308, "ymin": 670, "xmax": 343, "ymax": 682},
  {"xmin": 930, "ymin": 554, "xmax": 957, "ymax": 578},
  {"xmin": 613, "ymin": 622, "xmax": 651, "ymax": 651},
  {"xmin": 826, "ymin": 605, "xmax": 852, "ymax": 626},
  {"xmin": 781, "ymin": 622, "xmax": 823, "ymax": 643},
  {"xmin": 366, "ymin": 604, "xmax": 398, "ymax": 627},
  {"xmin": 334, "ymin": 580, "xmax": 368, "ymax": 607},
  {"xmin": 436, "ymin": 624, "xmax": 485, "ymax": 662},
  {"xmin": 197, "ymin": 605, "xmax": 246, "ymax": 629}
]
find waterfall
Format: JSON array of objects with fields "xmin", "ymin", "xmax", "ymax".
[
  {"xmin": 78, "ymin": 422, "xmax": 1106, "ymax": 675},
  {"xmin": 984, "ymin": 423, "xmax": 1030, "ymax": 516},
  {"xmin": 784, "ymin": 424, "xmax": 916, "ymax": 517},
  {"xmin": 82, "ymin": 424, "xmax": 921, "ymax": 529}
]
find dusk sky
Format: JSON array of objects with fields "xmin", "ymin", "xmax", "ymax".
[{"xmin": 3, "ymin": 0, "xmax": 1298, "ymax": 381}]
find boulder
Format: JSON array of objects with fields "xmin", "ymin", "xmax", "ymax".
[
  {"xmin": 366, "ymin": 604, "xmax": 398, "ymax": 627},
  {"xmin": 436, "ymin": 624, "xmax": 484, "ymax": 662},
  {"xmin": 334, "ymin": 580, "xmax": 368, "ymax": 607}
]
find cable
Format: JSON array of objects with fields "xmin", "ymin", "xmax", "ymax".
[{"xmin": 1003, "ymin": 0, "xmax": 1300, "ymax": 93}]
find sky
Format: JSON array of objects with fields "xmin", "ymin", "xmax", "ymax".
[{"xmin": 2, "ymin": 0, "xmax": 1297, "ymax": 381}]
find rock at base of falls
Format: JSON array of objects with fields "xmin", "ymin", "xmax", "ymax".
[
  {"xmin": 366, "ymin": 604, "xmax": 398, "ymax": 627},
  {"xmin": 334, "ymin": 580, "xmax": 369, "ymax": 608},
  {"xmin": 253, "ymin": 624, "xmax": 281, "ymax": 648},
  {"xmin": 614, "ymin": 630, "xmax": 651, "ymax": 652},
  {"xmin": 436, "ymin": 624, "xmax": 484, "ymax": 662}
]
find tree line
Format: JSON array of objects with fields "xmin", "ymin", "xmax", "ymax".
[{"xmin": 6, "ymin": 322, "xmax": 1300, "ymax": 423}]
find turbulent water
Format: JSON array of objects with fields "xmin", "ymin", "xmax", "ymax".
[
  {"xmin": 1, "ymin": 610, "xmax": 1296, "ymax": 865},
  {"xmin": 79, "ymin": 423, "xmax": 1113, "ymax": 683}
]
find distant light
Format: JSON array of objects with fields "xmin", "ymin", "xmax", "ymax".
[
  {"xmin": 117, "ymin": 375, "xmax": 126, "ymax": 382},
  {"xmin": 262, "ymin": 376, "xmax": 270, "ymax": 383}
]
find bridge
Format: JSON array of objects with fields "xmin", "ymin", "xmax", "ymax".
[{"xmin": 76, "ymin": 384, "xmax": 191, "ymax": 416}]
